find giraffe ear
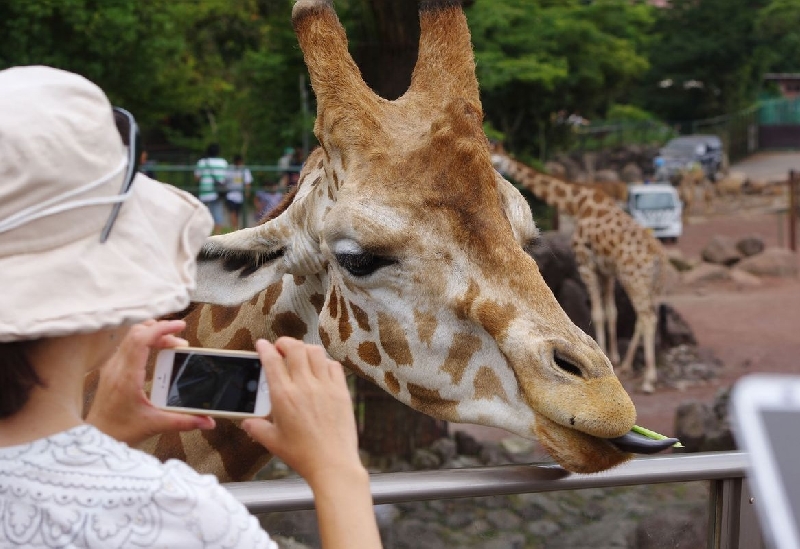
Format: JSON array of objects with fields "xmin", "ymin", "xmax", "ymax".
[
  {"xmin": 496, "ymin": 171, "xmax": 538, "ymax": 246},
  {"xmin": 189, "ymin": 209, "xmax": 317, "ymax": 306}
]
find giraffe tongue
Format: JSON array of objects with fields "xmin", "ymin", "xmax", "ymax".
[{"xmin": 608, "ymin": 431, "xmax": 680, "ymax": 454}]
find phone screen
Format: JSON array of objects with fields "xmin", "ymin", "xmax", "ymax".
[
  {"xmin": 761, "ymin": 409, "xmax": 800, "ymax": 532},
  {"xmin": 167, "ymin": 352, "xmax": 264, "ymax": 413}
]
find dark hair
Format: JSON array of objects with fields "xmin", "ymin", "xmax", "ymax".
[
  {"xmin": 233, "ymin": 154, "xmax": 243, "ymax": 164},
  {"xmin": 206, "ymin": 143, "xmax": 220, "ymax": 158},
  {"xmin": 0, "ymin": 341, "xmax": 43, "ymax": 419},
  {"xmin": 113, "ymin": 110, "xmax": 131, "ymax": 146}
]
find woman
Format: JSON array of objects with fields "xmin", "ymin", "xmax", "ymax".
[{"xmin": 0, "ymin": 66, "xmax": 381, "ymax": 549}]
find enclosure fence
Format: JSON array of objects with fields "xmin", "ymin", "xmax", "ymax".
[
  {"xmin": 225, "ymin": 451, "xmax": 765, "ymax": 549},
  {"xmin": 566, "ymin": 104, "xmax": 761, "ymax": 164}
]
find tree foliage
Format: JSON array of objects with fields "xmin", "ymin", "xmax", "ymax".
[
  {"xmin": 0, "ymin": 0, "xmax": 793, "ymax": 164},
  {"xmin": 466, "ymin": 0, "xmax": 653, "ymax": 153}
]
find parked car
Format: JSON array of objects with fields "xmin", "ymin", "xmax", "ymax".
[
  {"xmin": 654, "ymin": 135, "xmax": 724, "ymax": 182},
  {"xmin": 626, "ymin": 183, "xmax": 683, "ymax": 243}
]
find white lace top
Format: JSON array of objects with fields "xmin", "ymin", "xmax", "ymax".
[{"xmin": 0, "ymin": 425, "xmax": 277, "ymax": 549}]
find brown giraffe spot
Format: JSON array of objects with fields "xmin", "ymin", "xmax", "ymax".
[
  {"xmin": 327, "ymin": 184, "xmax": 335, "ymax": 200},
  {"xmin": 473, "ymin": 365, "xmax": 509, "ymax": 403},
  {"xmin": 414, "ymin": 310, "xmax": 437, "ymax": 346},
  {"xmin": 350, "ymin": 302, "xmax": 370, "ymax": 332},
  {"xmin": 201, "ymin": 419, "xmax": 266, "ymax": 481},
  {"xmin": 407, "ymin": 382, "xmax": 458, "ymax": 418},
  {"xmin": 210, "ymin": 305, "xmax": 239, "ymax": 333},
  {"xmin": 154, "ymin": 432, "xmax": 187, "ymax": 462},
  {"xmin": 340, "ymin": 356, "xmax": 367, "ymax": 378},
  {"xmin": 319, "ymin": 327, "xmax": 331, "ymax": 348},
  {"xmin": 262, "ymin": 280, "xmax": 284, "ymax": 316},
  {"xmin": 309, "ymin": 293, "xmax": 325, "ymax": 314},
  {"xmin": 554, "ymin": 184, "xmax": 567, "ymax": 198},
  {"xmin": 357, "ymin": 341, "xmax": 382, "ymax": 366},
  {"xmin": 476, "ymin": 300, "xmax": 517, "ymax": 341},
  {"xmin": 378, "ymin": 312, "xmax": 413, "ymax": 366},
  {"xmin": 328, "ymin": 286, "xmax": 339, "ymax": 319},
  {"xmin": 227, "ymin": 327, "xmax": 256, "ymax": 350},
  {"xmin": 333, "ymin": 171, "xmax": 340, "ymax": 190},
  {"xmin": 271, "ymin": 311, "xmax": 308, "ymax": 340},
  {"xmin": 317, "ymin": 158, "xmax": 323, "ymax": 169},
  {"xmin": 384, "ymin": 371, "xmax": 401, "ymax": 395},
  {"xmin": 293, "ymin": 274, "xmax": 306, "ymax": 286},
  {"xmin": 454, "ymin": 279, "xmax": 480, "ymax": 320},
  {"xmin": 338, "ymin": 293, "xmax": 352, "ymax": 342},
  {"xmin": 312, "ymin": 175, "xmax": 322, "ymax": 187},
  {"xmin": 442, "ymin": 332, "xmax": 482, "ymax": 385}
]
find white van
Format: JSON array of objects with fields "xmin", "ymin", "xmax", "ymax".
[{"xmin": 626, "ymin": 183, "xmax": 683, "ymax": 243}]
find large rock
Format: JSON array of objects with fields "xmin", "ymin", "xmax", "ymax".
[
  {"xmin": 729, "ymin": 268, "xmax": 763, "ymax": 288},
  {"xmin": 556, "ymin": 278, "xmax": 592, "ymax": 336},
  {"xmin": 701, "ymin": 235, "xmax": 742, "ymax": 266},
  {"xmin": 681, "ymin": 262, "xmax": 730, "ymax": 285},
  {"xmin": 736, "ymin": 236, "xmax": 765, "ymax": 257},
  {"xmin": 594, "ymin": 169, "xmax": 621, "ymax": 183},
  {"xmin": 674, "ymin": 387, "xmax": 735, "ymax": 453},
  {"xmin": 528, "ymin": 232, "xmax": 580, "ymax": 295},
  {"xmin": 736, "ymin": 247, "xmax": 798, "ymax": 277},
  {"xmin": 620, "ymin": 162, "xmax": 644, "ymax": 183},
  {"xmin": 544, "ymin": 161, "xmax": 566, "ymax": 178}
]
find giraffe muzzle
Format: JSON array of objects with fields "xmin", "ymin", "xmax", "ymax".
[{"xmin": 608, "ymin": 430, "xmax": 680, "ymax": 454}]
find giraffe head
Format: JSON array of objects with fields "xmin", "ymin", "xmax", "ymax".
[{"xmin": 192, "ymin": 0, "xmax": 642, "ymax": 473}]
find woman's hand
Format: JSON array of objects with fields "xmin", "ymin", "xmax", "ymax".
[
  {"xmin": 242, "ymin": 338, "xmax": 363, "ymax": 488},
  {"xmin": 86, "ymin": 319, "xmax": 215, "ymax": 446},
  {"xmin": 242, "ymin": 337, "xmax": 381, "ymax": 549}
]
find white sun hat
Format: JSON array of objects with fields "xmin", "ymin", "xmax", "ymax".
[{"xmin": 0, "ymin": 66, "xmax": 213, "ymax": 342}]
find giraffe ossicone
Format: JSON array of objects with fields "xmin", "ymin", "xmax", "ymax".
[{"xmin": 153, "ymin": 0, "xmax": 665, "ymax": 481}]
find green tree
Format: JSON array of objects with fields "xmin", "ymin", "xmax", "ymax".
[
  {"xmin": 466, "ymin": 0, "xmax": 653, "ymax": 158},
  {"xmin": 756, "ymin": 0, "xmax": 800, "ymax": 74},
  {"xmin": 638, "ymin": 0, "xmax": 768, "ymax": 122}
]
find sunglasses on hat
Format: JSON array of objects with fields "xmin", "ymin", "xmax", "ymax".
[{"xmin": 100, "ymin": 107, "xmax": 141, "ymax": 243}]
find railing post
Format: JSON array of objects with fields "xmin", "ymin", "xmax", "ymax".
[
  {"xmin": 709, "ymin": 478, "xmax": 764, "ymax": 549},
  {"xmin": 789, "ymin": 170, "xmax": 797, "ymax": 252}
]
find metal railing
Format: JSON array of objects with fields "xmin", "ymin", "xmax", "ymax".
[{"xmin": 224, "ymin": 451, "xmax": 764, "ymax": 548}]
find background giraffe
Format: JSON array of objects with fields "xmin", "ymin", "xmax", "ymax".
[
  {"xmin": 677, "ymin": 165, "xmax": 715, "ymax": 221},
  {"xmin": 120, "ymin": 0, "xmax": 677, "ymax": 482},
  {"xmin": 492, "ymin": 145, "xmax": 672, "ymax": 394}
]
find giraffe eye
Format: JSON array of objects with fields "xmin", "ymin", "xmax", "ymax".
[{"xmin": 335, "ymin": 252, "xmax": 394, "ymax": 277}]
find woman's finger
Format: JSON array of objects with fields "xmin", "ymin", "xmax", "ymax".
[
  {"xmin": 276, "ymin": 337, "xmax": 312, "ymax": 382},
  {"xmin": 256, "ymin": 339, "xmax": 289, "ymax": 394}
]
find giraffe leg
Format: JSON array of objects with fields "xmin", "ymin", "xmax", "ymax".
[
  {"xmin": 618, "ymin": 321, "xmax": 641, "ymax": 376},
  {"xmin": 579, "ymin": 265, "xmax": 607, "ymax": 357},
  {"xmin": 640, "ymin": 311, "xmax": 658, "ymax": 394},
  {"xmin": 602, "ymin": 275, "xmax": 620, "ymax": 366}
]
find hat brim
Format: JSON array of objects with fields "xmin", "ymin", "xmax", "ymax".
[{"xmin": 0, "ymin": 174, "xmax": 213, "ymax": 342}]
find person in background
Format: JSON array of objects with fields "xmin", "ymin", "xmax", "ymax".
[
  {"xmin": 288, "ymin": 148, "xmax": 305, "ymax": 188},
  {"xmin": 0, "ymin": 65, "xmax": 382, "ymax": 549},
  {"xmin": 140, "ymin": 150, "xmax": 157, "ymax": 179},
  {"xmin": 226, "ymin": 153, "xmax": 252, "ymax": 229},
  {"xmin": 255, "ymin": 180, "xmax": 285, "ymax": 220},
  {"xmin": 278, "ymin": 146, "xmax": 294, "ymax": 188},
  {"xmin": 195, "ymin": 142, "xmax": 228, "ymax": 233}
]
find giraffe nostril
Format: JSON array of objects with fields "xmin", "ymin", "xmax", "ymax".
[{"xmin": 554, "ymin": 351, "xmax": 583, "ymax": 378}]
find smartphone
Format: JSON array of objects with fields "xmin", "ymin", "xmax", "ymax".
[
  {"xmin": 730, "ymin": 374, "xmax": 800, "ymax": 549},
  {"xmin": 151, "ymin": 347, "xmax": 271, "ymax": 419}
]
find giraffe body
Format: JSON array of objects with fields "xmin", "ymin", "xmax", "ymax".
[
  {"xmin": 492, "ymin": 147, "xmax": 670, "ymax": 394},
  {"xmin": 131, "ymin": 0, "xmax": 654, "ymax": 482}
]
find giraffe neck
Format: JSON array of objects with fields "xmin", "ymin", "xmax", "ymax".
[{"xmin": 501, "ymin": 156, "xmax": 597, "ymax": 216}]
